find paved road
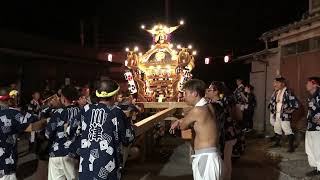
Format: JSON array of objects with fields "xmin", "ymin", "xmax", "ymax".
[{"xmin": 16, "ymin": 133, "xmax": 320, "ymax": 180}]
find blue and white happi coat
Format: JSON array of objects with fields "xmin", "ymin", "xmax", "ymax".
[
  {"xmin": 40, "ymin": 107, "xmax": 55, "ymax": 119},
  {"xmin": 27, "ymin": 99, "xmax": 41, "ymax": 116},
  {"xmin": 268, "ymin": 88, "xmax": 299, "ymax": 121},
  {"xmin": 307, "ymin": 87, "xmax": 320, "ymax": 131},
  {"xmin": 67, "ymin": 103, "xmax": 135, "ymax": 180},
  {"xmin": 45, "ymin": 105, "xmax": 80, "ymax": 158},
  {"xmin": 233, "ymin": 84, "xmax": 245, "ymax": 104},
  {"xmin": 0, "ymin": 106, "xmax": 37, "ymax": 177}
]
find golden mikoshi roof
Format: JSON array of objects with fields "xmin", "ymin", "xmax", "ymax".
[{"xmin": 125, "ymin": 21, "xmax": 196, "ymax": 101}]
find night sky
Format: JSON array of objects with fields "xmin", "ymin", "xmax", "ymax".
[{"xmin": 0, "ymin": 0, "xmax": 309, "ymax": 85}]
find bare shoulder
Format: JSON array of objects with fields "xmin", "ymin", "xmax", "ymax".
[
  {"xmin": 193, "ymin": 106, "xmax": 204, "ymax": 112},
  {"xmin": 195, "ymin": 104, "xmax": 216, "ymax": 120},
  {"xmin": 193, "ymin": 106, "xmax": 211, "ymax": 116},
  {"xmin": 184, "ymin": 107, "xmax": 202, "ymax": 118},
  {"xmin": 206, "ymin": 104, "xmax": 216, "ymax": 115}
]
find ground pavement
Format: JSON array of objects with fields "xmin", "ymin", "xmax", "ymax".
[{"xmin": 16, "ymin": 132, "xmax": 320, "ymax": 180}]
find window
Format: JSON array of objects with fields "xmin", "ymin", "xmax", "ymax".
[
  {"xmin": 282, "ymin": 36, "xmax": 320, "ymax": 56},
  {"xmin": 282, "ymin": 43, "xmax": 297, "ymax": 56},
  {"xmin": 313, "ymin": 36, "xmax": 320, "ymax": 49},
  {"xmin": 297, "ymin": 39, "xmax": 310, "ymax": 53}
]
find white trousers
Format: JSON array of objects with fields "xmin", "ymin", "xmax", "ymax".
[
  {"xmin": 191, "ymin": 148, "xmax": 222, "ymax": 180},
  {"xmin": 274, "ymin": 113, "xmax": 293, "ymax": 135},
  {"xmin": 270, "ymin": 113, "xmax": 275, "ymax": 126},
  {"xmin": 305, "ymin": 131, "xmax": 320, "ymax": 171},
  {"xmin": 48, "ymin": 157, "xmax": 78, "ymax": 180},
  {"xmin": 0, "ymin": 174, "xmax": 16, "ymax": 180},
  {"xmin": 30, "ymin": 131, "xmax": 35, "ymax": 143}
]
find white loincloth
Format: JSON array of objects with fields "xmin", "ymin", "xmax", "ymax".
[
  {"xmin": 191, "ymin": 148, "xmax": 222, "ymax": 180},
  {"xmin": 48, "ymin": 157, "xmax": 78, "ymax": 180},
  {"xmin": 305, "ymin": 131, "xmax": 320, "ymax": 171},
  {"xmin": 0, "ymin": 174, "xmax": 17, "ymax": 180}
]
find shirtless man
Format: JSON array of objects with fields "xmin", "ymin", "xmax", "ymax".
[{"xmin": 170, "ymin": 79, "xmax": 222, "ymax": 180}]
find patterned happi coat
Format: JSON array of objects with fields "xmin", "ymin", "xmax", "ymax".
[
  {"xmin": 268, "ymin": 88, "xmax": 299, "ymax": 121},
  {"xmin": 27, "ymin": 99, "xmax": 41, "ymax": 116},
  {"xmin": 45, "ymin": 105, "xmax": 81, "ymax": 158},
  {"xmin": 233, "ymin": 84, "xmax": 245, "ymax": 104},
  {"xmin": 209, "ymin": 95, "xmax": 237, "ymax": 142},
  {"xmin": 0, "ymin": 106, "xmax": 37, "ymax": 177},
  {"xmin": 67, "ymin": 103, "xmax": 135, "ymax": 180},
  {"xmin": 307, "ymin": 87, "xmax": 320, "ymax": 131},
  {"xmin": 38, "ymin": 107, "xmax": 58, "ymax": 160}
]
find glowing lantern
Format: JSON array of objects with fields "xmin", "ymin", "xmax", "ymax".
[
  {"xmin": 107, "ymin": 54, "xmax": 112, "ymax": 62},
  {"xmin": 224, "ymin": 55, "xmax": 230, "ymax": 63},
  {"xmin": 205, "ymin": 57, "xmax": 210, "ymax": 64}
]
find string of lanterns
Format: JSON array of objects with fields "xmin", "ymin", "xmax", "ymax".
[{"xmin": 204, "ymin": 55, "xmax": 232, "ymax": 64}]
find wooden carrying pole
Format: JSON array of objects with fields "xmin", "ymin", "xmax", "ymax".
[
  {"xmin": 134, "ymin": 108, "xmax": 176, "ymax": 136},
  {"xmin": 137, "ymin": 102, "xmax": 190, "ymax": 109}
]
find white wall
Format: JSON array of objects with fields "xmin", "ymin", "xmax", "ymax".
[
  {"xmin": 250, "ymin": 48, "xmax": 280, "ymax": 134},
  {"xmin": 250, "ymin": 67, "xmax": 266, "ymax": 132}
]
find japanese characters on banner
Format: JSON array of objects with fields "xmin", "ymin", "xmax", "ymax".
[
  {"xmin": 124, "ymin": 71, "xmax": 137, "ymax": 94},
  {"xmin": 178, "ymin": 68, "xmax": 192, "ymax": 92}
]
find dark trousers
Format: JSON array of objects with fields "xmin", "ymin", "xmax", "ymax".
[{"xmin": 243, "ymin": 109, "xmax": 254, "ymax": 129}]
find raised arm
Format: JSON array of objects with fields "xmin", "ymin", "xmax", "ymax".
[{"xmin": 13, "ymin": 111, "xmax": 38, "ymax": 134}]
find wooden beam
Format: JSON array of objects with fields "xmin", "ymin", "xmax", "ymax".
[
  {"xmin": 25, "ymin": 119, "xmax": 47, "ymax": 132},
  {"xmin": 163, "ymin": 117, "xmax": 179, "ymax": 121},
  {"xmin": 137, "ymin": 102, "xmax": 190, "ymax": 109},
  {"xmin": 134, "ymin": 108, "xmax": 176, "ymax": 136}
]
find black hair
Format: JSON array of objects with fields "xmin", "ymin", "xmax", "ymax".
[
  {"xmin": 210, "ymin": 81, "xmax": 232, "ymax": 96},
  {"xmin": 210, "ymin": 81, "xmax": 224, "ymax": 93},
  {"xmin": 308, "ymin": 77, "xmax": 320, "ymax": 86},
  {"xmin": 183, "ymin": 79, "xmax": 206, "ymax": 97},
  {"xmin": 32, "ymin": 91, "xmax": 40, "ymax": 96},
  {"xmin": 61, "ymin": 85, "xmax": 79, "ymax": 102},
  {"xmin": 275, "ymin": 77, "xmax": 286, "ymax": 83},
  {"xmin": 96, "ymin": 80, "xmax": 119, "ymax": 101}
]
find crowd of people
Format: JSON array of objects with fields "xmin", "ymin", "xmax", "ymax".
[
  {"xmin": 169, "ymin": 78, "xmax": 256, "ymax": 180},
  {"xmin": 1, "ymin": 75, "xmax": 320, "ymax": 180},
  {"xmin": 268, "ymin": 76, "xmax": 320, "ymax": 177},
  {"xmin": 0, "ymin": 80, "xmax": 136, "ymax": 180},
  {"xmin": 169, "ymin": 76, "xmax": 320, "ymax": 179},
  {"xmin": 0, "ymin": 77, "xmax": 255, "ymax": 180}
]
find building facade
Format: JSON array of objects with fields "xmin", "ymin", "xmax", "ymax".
[{"xmin": 242, "ymin": 0, "xmax": 320, "ymax": 134}]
